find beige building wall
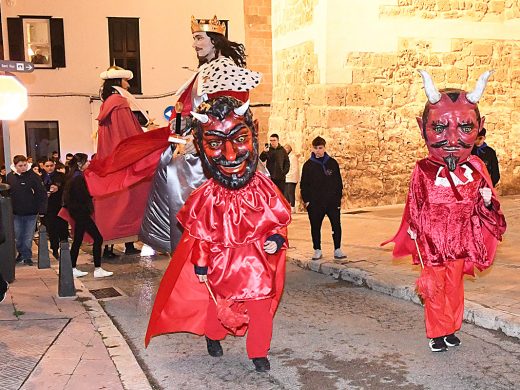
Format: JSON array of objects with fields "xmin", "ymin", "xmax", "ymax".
[
  {"xmin": 1, "ymin": 0, "xmax": 245, "ymax": 159},
  {"xmin": 271, "ymin": 0, "xmax": 520, "ymax": 208}
]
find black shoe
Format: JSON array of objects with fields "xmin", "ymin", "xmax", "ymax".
[
  {"xmin": 124, "ymin": 247, "xmax": 140, "ymax": 255},
  {"xmin": 52, "ymin": 249, "xmax": 59, "ymax": 259},
  {"xmin": 205, "ymin": 336, "xmax": 223, "ymax": 357},
  {"xmin": 0, "ymin": 280, "xmax": 8, "ymax": 303},
  {"xmin": 16, "ymin": 254, "xmax": 23, "ymax": 264},
  {"xmin": 252, "ymin": 357, "xmax": 270, "ymax": 372},
  {"xmin": 103, "ymin": 249, "xmax": 119, "ymax": 259},
  {"xmin": 444, "ymin": 333, "xmax": 461, "ymax": 347},
  {"xmin": 24, "ymin": 259, "xmax": 34, "ymax": 266},
  {"xmin": 429, "ymin": 337, "xmax": 448, "ymax": 352}
]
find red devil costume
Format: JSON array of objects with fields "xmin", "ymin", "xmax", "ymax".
[
  {"xmin": 383, "ymin": 70, "xmax": 506, "ymax": 352},
  {"xmin": 145, "ymin": 97, "xmax": 291, "ymax": 372}
]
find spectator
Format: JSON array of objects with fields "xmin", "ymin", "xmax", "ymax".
[
  {"xmin": 259, "ymin": 133, "xmax": 290, "ymax": 194},
  {"xmin": 65, "ymin": 153, "xmax": 74, "ymax": 165},
  {"xmin": 41, "ymin": 158, "xmax": 69, "ymax": 259},
  {"xmin": 51, "ymin": 150, "xmax": 61, "ymax": 163},
  {"xmin": 0, "ymin": 202, "xmax": 8, "ymax": 303},
  {"xmin": 27, "ymin": 156, "xmax": 34, "ymax": 167},
  {"xmin": 284, "ymin": 144, "xmax": 299, "ymax": 213},
  {"xmin": 6, "ymin": 155, "xmax": 47, "ymax": 266},
  {"xmin": 62, "ymin": 153, "xmax": 113, "ymax": 278},
  {"xmin": 32, "ymin": 165, "xmax": 42, "ymax": 176},
  {"xmin": 471, "ymin": 128, "xmax": 500, "ymax": 187},
  {"xmin": 0, "ymin": 166, "xmax": 6, "ymax": 183},
  {"xmin": 55, "ymin": 162, "xmax": 67, "ymax": 174},
  {"xmin": 300, "ymin": 136, "xmax": 346, "ymax": 261}
]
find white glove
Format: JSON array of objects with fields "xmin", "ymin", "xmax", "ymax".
[
  {"xmin": 407, "ymin": 227, "xmax": 417, "ymax": 240},
  {"xmin": 263, "ymin": 240, "xmax": 277, "ymax": 254},
  {"xmin": 479, "ymin": 187, "xmax": 492, "ymax": 207}
]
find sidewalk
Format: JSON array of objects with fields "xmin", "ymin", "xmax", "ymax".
[
  {"xmin": 0, "ymin": 256, "xmax": 151, "ymax": 390},
  {"xmin": 286, "ymin": 194, "xmax": 520, "ymax": 340}
]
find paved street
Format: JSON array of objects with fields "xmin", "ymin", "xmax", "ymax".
[{"xmin": 80, "ymin": 257, "xmax": 520, "ymax": 390}]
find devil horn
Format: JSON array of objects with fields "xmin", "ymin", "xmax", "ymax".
[
  {"xmin": 418, "ymin": 69, "xmax": 442, "ymax": 104},
  {"xmin": 466, "ymin": 70, "xmax": 494, "ymax": 104},
  {"xmin": 190, "ymin": 111, "xmax": 209, "ymax": 124},
  {"xmin": 233, "ymin": 99, "xmax": 250, "ymax": 116}
]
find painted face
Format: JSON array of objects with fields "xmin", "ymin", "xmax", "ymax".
[
  {"xmin": 192, "ymin": 32, "xmax": 216, "ymax": 63},
  {"xmin": 417, "ymin": 92, "xmax": 484, "ymax": 171}
]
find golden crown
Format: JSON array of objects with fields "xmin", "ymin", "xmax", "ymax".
[{"xmin": 191, "ymin": 15, "xmax": 226, "ymax": 35}]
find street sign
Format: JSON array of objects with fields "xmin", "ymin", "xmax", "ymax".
[
  {"xmin": 0, "ymin": 75, "xmax": 28, "ymax": 120},
  {"xmin": 0, "ymin": 60, "xmax": 34, "ymax": 73},
  {"xmin": 164, "ymin": 105, "xmax": 174, "ymax": 121}
]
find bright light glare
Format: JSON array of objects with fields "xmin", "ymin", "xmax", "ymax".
[{"xmin": 0, "ymin": 75, "xmax": 28, "ymax": 120}]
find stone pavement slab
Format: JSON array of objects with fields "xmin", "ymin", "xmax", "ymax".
[{"xmin": 287, "ymin": 195, "xmax": 520, "ymax": 339}]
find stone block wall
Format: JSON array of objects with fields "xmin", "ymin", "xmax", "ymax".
[{"xmin": 270, "ymin": 0, "xmax": 520, "ymax": 208}]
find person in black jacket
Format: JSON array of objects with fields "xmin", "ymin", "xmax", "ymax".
[
  {"xmin": 0, "ymin": 196, "xmax": 8, "ymax": 302},
  {"xmin": 62, "ymin": 153, "xmax": 113, "ymax": 278},
  {"xmin": 6, "ymin": 155, "xmax": 47, "ymax": 266},
  {"xmin": 300, "ymin": 136, "xmax": 346, "ymax": 261},
  {"xmin": 259, "ymin": 133, "xmax": 290, "ymax": 194},
  {"xmin": 471, "ymin": 128, "xmax": 500, "ymax": 187},
  {"xmin": 41, "ymin": 158, "xmax": 69, "ymax": 259}
]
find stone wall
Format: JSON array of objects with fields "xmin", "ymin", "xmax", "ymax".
[{"xmin": 270, "ymin": 0, "xmax": 520, "ymax": 208}]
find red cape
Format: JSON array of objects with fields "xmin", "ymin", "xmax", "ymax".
[
  {"xmin": 381, "ymin": 156, "xmax": 506, "ymax": 276},
  {"xmin": 145, "ymin": 173, "xmax": 291, "ymax": 346}
]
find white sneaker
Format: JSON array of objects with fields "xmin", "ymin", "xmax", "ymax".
[
  {"xmin": 312, "ymin": 249, "xmax": 322, "ymax": 260},
  {"xmin": 94, "ymin": 267, "xmax": 113, "ymax": 278},
  {"xmin": 334, "ymin": 248, "xmax": 347, "ymax": 260},
  {"xmin": 72, "ymin": 268, "xmax": 88, "ymax": 278},
  {"xmin": 291, "ymin": 206, "xmax": 296, "ymax": 214},
  {"xmin": 140, "ymin": 244, "xmax": 155, "ymax": 257}
]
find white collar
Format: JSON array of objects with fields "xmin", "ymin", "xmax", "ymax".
[{"xmin": 434, "ymin": 164, "xmax": 474, "ymax": 187}]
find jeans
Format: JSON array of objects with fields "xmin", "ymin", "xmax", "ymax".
[{"xmin": 13, "ymin": 214, "xmax": 38, "ymax": 260}]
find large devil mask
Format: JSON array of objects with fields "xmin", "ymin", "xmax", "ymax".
[
  {"xmin": 192, "ymin": 96, "xmax": 258, "ymax": 189},
  {"xmin": 416, "ymin": 70, "xmax": 493, "ymax": 171}
]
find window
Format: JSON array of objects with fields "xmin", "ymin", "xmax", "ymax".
[
  {"xmin": 25, "ymin": 121, "xmax": 60, "ymax": 161},
  {"xmin": 7, "ymin": 16, "xmax": 65, "ymax": 68},
  {"xmin": 108, "ymin": 18, "xmax": 142, "ymax": 94}
]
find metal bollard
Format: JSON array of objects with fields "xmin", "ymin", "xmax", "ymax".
[
  {"xmin": 38, "ymin": 223, "xmax": 51, "ymax": 269},
  {"xmin": 0, "ymin": 190, "xmax": 16, "ymax": 283},
  {"xmin": 58, "ymin": 240, "xmax": 76, "ymax": 297}
]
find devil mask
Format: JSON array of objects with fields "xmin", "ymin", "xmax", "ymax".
[
  {"xmin": 416, "ymin": 70, "xmax": 492, "ymax": 171},
  {"xmin": 192, "ymin": 96, "xmax": 258, "ymax": 189}
]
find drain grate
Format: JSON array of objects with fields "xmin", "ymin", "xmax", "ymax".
[
  {"xmin": 345, "ymin": 210, "xmax": 371, "ymax": 215},
  {"xmin": 89, "ymin": 287, "xmax": 122, "ymax": 299}
]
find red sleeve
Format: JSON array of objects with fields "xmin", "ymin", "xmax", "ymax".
[{"xmin": 190, "ymin": 239, "xmax": 210, "ymax": 268}]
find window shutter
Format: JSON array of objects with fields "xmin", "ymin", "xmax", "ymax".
[
  {"xmin": 50, "ymin": 18, "xmax": 65, "ymax": 68},
  {"xmin": 7, "ymin": 18, "xmax": 24, "ymax": 61}
]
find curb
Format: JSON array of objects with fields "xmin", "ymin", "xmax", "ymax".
[{"xmin": 287, "ymin": 256, "xmax": 520, "ymax": 340}]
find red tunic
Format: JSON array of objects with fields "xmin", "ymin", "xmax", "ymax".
[
  {"xmin": 145, "ymin": 172, "xmax": 291, "ymax": 345},
  {"xmin": 382, "ymin": 156, "xmax": 506, "ymax": 275}
]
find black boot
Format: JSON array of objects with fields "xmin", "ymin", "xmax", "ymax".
[
  {"xmin": 252, "ymin": 357, "xmax": 270, "ymax": 372},
  {"xmin": 205, "ymin": 336, "xmax": 223, "ymax": 357},
  {"xmin": 103, "ymin": 245, "xmax": 119, "ymax": 259},
  {"xmin": 124, "ymin": 242, "xmax": 140, "ymax": 255}
]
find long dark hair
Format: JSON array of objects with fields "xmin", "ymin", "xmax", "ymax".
[
  {"xmin": 100, "ymin": 79, "xmax": 123, "ymax": 101},
  {"xmin": 66, "ymin": 153, "xmax": 88, "ymax": 179},
  {"xmin": 204, "ymin": 32, "xmax": 246, "ymax": 68}
]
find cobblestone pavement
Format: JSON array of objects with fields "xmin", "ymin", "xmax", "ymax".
[{"xmin": 80, "ymin": 257, "xmax": 520, "ymax": 389}]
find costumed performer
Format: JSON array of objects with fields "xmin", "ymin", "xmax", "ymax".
[
  {"xmin": 382, "ymin": 70, "xmax": 506, "ymax": 352},
  {"xmin": 145, "ymin": 96, "xmax": 291, "ymax": 373}
]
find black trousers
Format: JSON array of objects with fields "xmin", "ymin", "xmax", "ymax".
[
  {"xmin": 307, "ymin": 203, "xmax": 342, "ymax": 250},
  {"xmin": 70, "ymin": 214, "xmax": 103, "ymax": 268},
  {"xmin": 271, "ymin": 178, "xmax": 286, "ymax": 196},
  {"xmin": 284, "ymin": 183, "xmax": 296, "ymax": 207},
  {"xmin": 42, "ymin": 214, "xmax": 69, "ymax": 251}
]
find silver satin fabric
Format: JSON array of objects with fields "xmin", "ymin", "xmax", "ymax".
[{"xmin": 139, "ymin": 147, "xmax": 207, "ymax": 253}]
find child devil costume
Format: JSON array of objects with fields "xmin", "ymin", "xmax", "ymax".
[
  {"xmin": 145, "ymin": 97, "xmax": 291, "ymax": 372},
  {"xmin": 382, "ymin": 70, "xmax": 506, "ymax": 352}
]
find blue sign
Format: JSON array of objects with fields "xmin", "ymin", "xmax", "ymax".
[{"xmin": 164, "ymin": 105, "xmax": 174, "ymax": 121}]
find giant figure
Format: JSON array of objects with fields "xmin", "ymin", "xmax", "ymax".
[
  {"xmin": 383, "ymin": 70, "xmax": 506, "ymax": 352},
  {"xmin": 145, "ymin": 97, "xmax": 291, "ymax": 372}
]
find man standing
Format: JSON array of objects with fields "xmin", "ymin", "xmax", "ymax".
[
  {"xmin": 6, "ymin": 155, "xmax": 47, "ymax": 266},
  {"xmin": 471, "ymin": 128, "xmax": 500, "ymax": 187},
  {"xmin": 41, "ymin": 158, "xmax": 68, "ymax": 259},
  {"xmin": 300, "ymin": 136, "xmax": 346, "ymax": 261},
  {"xmin": 259, "ymin": 134, "xmax": 290, "ymax": 193},
  {"xmin": 284, "ymin": 144, "xmax": 299, "ymax": 213}
]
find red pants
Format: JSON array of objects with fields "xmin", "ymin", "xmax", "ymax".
[
  {"xmin": 205, "ymin": 298, "xmax": 273, "ymax": 358},
  {"xmin": 424, "ymin": 259, "xmax": 465, "ymax": 338}
]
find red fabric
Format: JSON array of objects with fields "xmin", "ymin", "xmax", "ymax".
[
  {"xmin": 145, "ymin": 173, "xmax": 291, "ymax": 346},
  {"xmin": 424, "ymin": 259, "xmax": 465, "ymax": 338},
  {"xmin": 381, "ymin": 156, "xmax": 506, "ymax": 275},
  {"xmin": 96, "ymin": 94, "xmax": 144, "ymax": 159}
]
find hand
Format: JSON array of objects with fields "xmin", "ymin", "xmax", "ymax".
[
  {"xmin": 182, "ymin": 134, "xmax": 197, "ymax": 154},
  {"xmin": 49, "ymin": 184, "xmax": 58, "ymax": 193},
  {"xmin": 264, "ymin": 145, "xmax": 269, "ymax": 152},
  {"xmin": 407, "ymin": 227, "xmax": 417, "ymax": 240},
  {"xmin": 263, "ymin": 240, "xmax": 277, "ymax": 254},
  {"xmin": 479, "ymin": 187, "xmax": 492, "ymax": 206},
  {"xmin": 197, "ymin": 274, "xmax": 208, "ymax": 282}
]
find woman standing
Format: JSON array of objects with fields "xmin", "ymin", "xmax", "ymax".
[{"xmin": 63, "ymin": 153, "xmax": 113, "ymax": 278}]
